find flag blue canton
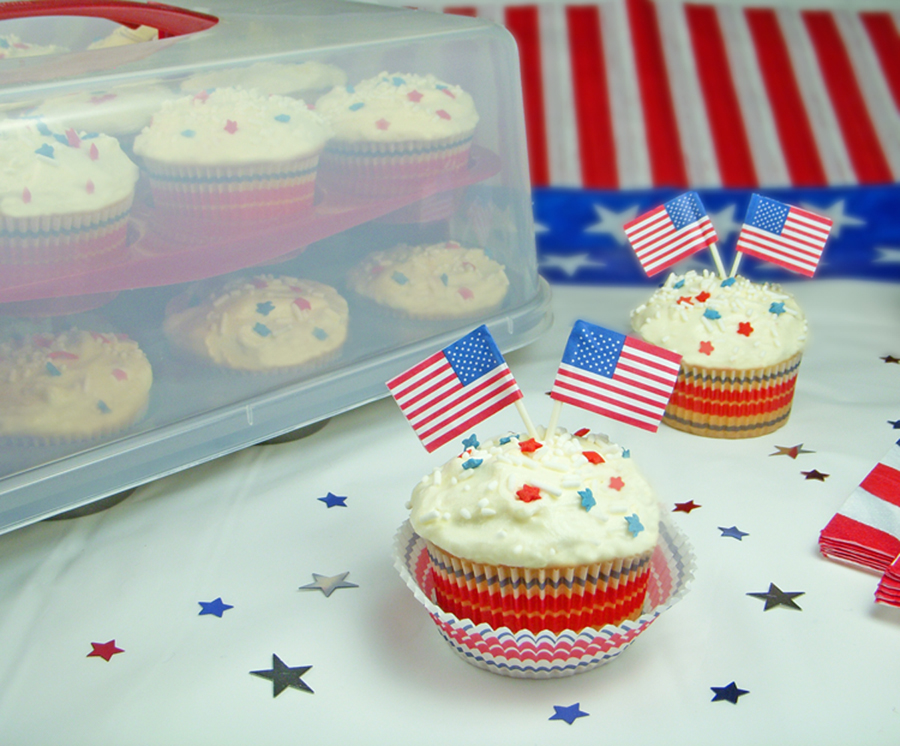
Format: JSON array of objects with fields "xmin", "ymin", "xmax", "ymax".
[
  {"xmin": 561, "ymin": 321, "xmax": 625, "ymax": 378},
  {"xmin": 665, "ymin": 191, "xmax": 706, "ymax": 230},
  {"xmin": 746, "ymin": 194, "xmax": 789, "ymax": 234},
  {"xmin": 443, "ymin": 326, "xmax": 504, "ymax": 385}
]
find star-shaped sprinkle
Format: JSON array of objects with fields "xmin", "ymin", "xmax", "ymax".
[
  {"xmin": 392, "ymin": 271, "xmax": 408, "ymax": 284},
  {"xmin": 769, "ymin": 301, "xmax": 786, "ymax": 315},
  {"xmin": 391, "ymin": 76, "xmax": 405, "ymax": 86},
  {"xmin": 250, "ymin": 654, "xmax": 313, "ymax": 697},
  {"xmin": 881, "ymin": 355, "xmax": 899, "ymax": 364},
  {"xmin": 516, "ymin": 485, "xmax": 542, "ymax": 503},
  {"xmin": 436, "ymin": 109, "xmax": 451, "ymax": 120},
  {"xmin": 312, "ymin": 327, "xmax": 328, "ymax": 341},
  {"xmin": 519, "ymin": 438, "xmax": 542, "ymax": 454},
  {"xmin": 180, "ymin": 129, "xmax": 195, "ymax": 138},
  {"xmin": 274, "ymin": 113, "xmax": 290, "ymax": 122},
  {"xmin": 625, "ymin": 514, "xmax": 644, "ymax": 536},
  {"xmin": 711, "ymin": 682, "xmax": 749, "ymax": 704},
  {"xmin": 737, "ymin": 322, "xmax": 754, "ymax": 336},
  {"xmin": 224, "ymin": 119, "xmax": 238, "ymax": 134},
  {"xmin": 720, "ymin": 277, "xmax": 735, "ymax": 287},
  {"xmin": 293, "ymin": 297, "xmax": 311, "ymax": 311},
  {"xmin": 253, "ymin": 322, "xmax": 271, "ymax": 337},
  {"xmin": 45, "ymin": 362, "xmax": 62, "ymax": 376},
  {"xmin": 89, "ymin": 142, "xmax": 99, "ymax": 160},
  {"xmin": 97, "ymin": 400, "xmax": 111, "ymax": 414},
  {"xmin": 22, "ymin": 186, "xmax": 31, "ymax": 203},
  {"xmin": 317, "ymin": 492, "xmax": 347, "ymax": 508},
  {"xmin": 770, "ymin": 444, "xmax": 814, "ymax": 459},
  {"xmin": 255, "ymin": 301, "xmax": 275, "ymax": 316},
  {"xmin": 198, "ymin": 597, "xmax": 233, "ymax": 617},
  {"xmin": 582, "ymin": 450, "xmax": 604, "ymax": 464},
  {"xmin": 747, "ymin": 582, "xmax": 804, "ymax": 611},
  {"xmin": 549, "ymin": 703, "xmax": 589, "ymax": 724},
  {"xmin": 376, "ymin": 118, "xmax": 390, "ymax": 130},
  {"xmin": 802, "ymin": 469, "xmax": 829, "ymax": 481},
  {"xmin": 87, "ymin": 640, "xmax": 124, "ymax": 661},
  {"xmin": 677, "ymin": 295, "xmax": 694, "ymax": 305},
  {"xmin": 299, "ymin": 572, "xmax": 358, "ymax": 597},
  {"xmin": 35, "ymin": 143, "xmax": 54, "ymax": 158},
  {"xmin": 609, "ymin": 476, "xmax": 624, "ymax": 491},
  {"xmin": 462, "ymin": 434, "xmax": 479, "ymax": 449},
  {"xmin": 578, "ymin": 488, "xmax": 596, "ymax": 512},
  {"xmin": 407, "ymin": 90, "xmax": 423, "ymax": 102},
  {"xmin": 673, "ymin": 500, "xmax": 701, "ymax": 513},
  {"xmin": 695, "ymin": 291, "xmax": 711, "ymax": 302},
  {"xmin": 699, "ymin": 341, "xmax": 715, "ymax": 356},
  {"xmin": 458, "ymin": 287, "xmax": 473, "ymax": 300},
  {"xmin": 462, "ymin": 458, "xmax": 482, "ymax": 470},
  {"xmin": 703, "ymin": 308, "xmax": 721, "ymax": 320}
]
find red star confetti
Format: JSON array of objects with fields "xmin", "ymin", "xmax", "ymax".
[
  {"xmin": 695, "ymin": 291, "xmax": 711, "ymax": 303},
  {"xmin": 609, "ymin": 476, "xmax": 625, "ymax": 491},
  {"xmin": 519, "ymin": 438, "xmax": 542, "ymax": 454},
  {"xmin": 87, "ymin": 640, "xmax": 124, "ymax": 661},
  {"xmin": 224, "ymin": 120, "xmax": 238, "ymax": 134},
  {"xmin": 737, "ymin": 322, "xmax": 754, "ymax": 337},
  {"xmin": 699, "ymin": 341, "xmax": 714, "ymax": 356},
  {"xmin": 582, "ymin": 451, "xmax": 604, "ymax": 464},
  {"xmin": 407, "ymin": 90, "xmax": 423, "ymax": 103},
  {"xmin": 802, "ymin": 469, "xmax": 829, "ymax": 481},
  {"xmin": 673, "ymin": 500, "xmax": 701, "ymax": 513},
  {"xmin": 770, "ymin": 444, "xmax": 814, "ymax": 459},
  {"xmin": 880, "ymin": 355, "xmax": 899, "ymax": 364},
  {"xmin": 516, "ymin": 485, "xmax": 542, "ymax": 503},
  {"xmin": 376, "ymin": 118, "xmax": 390, "ymax": 130}
]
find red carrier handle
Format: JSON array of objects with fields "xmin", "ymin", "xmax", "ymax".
[{"xmin": 0, "ymin": 0, "xmax": 218, "ymax": 39}]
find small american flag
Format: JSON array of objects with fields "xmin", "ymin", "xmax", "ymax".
[
  {"xmin": 735, "ymin": 194, "xmax": 833, "ymax": 277},
  {"xmin": 387, "ymin": 325, "xmax": 523, "ymax": 452},
  {"xmin": 623, "ymin": 191, "xmax": 718, "ymax": 276},
  {"xmin": 550, "ymin": 320, "xmax": 682, "ymax": 432}
]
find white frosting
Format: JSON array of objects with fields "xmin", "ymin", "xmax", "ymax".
[
  {"xmin": 87, "ymin": 25, "xmax": 158, "ymax": 49},
  {"xmin": 0, "ymin": 329, "xmax": 153, "ymax": 439},
  {"xmin": 133, "ymin": 87, "xmax": 333, "ymax": 166},
  {"xmin": 0, "ymin": 121, "xmax": 139, "ymax": 218},
  {"xmin": 631, "ymin": 270, "xmax": 807, "ymax": 368},
  {"xmin": 181, "ymin": 61, "xmax": 346, "ymax": 97},
  {"xmin": 314, "ymin": 72, "xmax": 478, "ymax": 143},
  {"xmin": 0, "ymin": 34, "xmax": 67, "ymax": 59},
  {"xmin": 164, "ymin": 275, "xmax": 349, "ymax": 371},
  {"xmin": 409, "ymin": 429, "xmax": 659, "ymax": 568},
  {"xmin": 348, "ymin": 241, "xmax": 509, "ymax": 318}
]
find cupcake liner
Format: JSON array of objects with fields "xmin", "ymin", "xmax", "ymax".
[
  {"xmin": 0, "ymin": 402, "xmax": 149, "ymax": 445},
  {"xmin": 664, "ymin": 352, "xmax": 802, "ymax": 438},
  {"xmin": 319, "ymin": 132, "xmax": 474, "ymax": 198},
  {"xmin": 393, "ymin": 512, "xmax": 695, "ymax": 679},
  {"xmin": 0, "ymin": 194, "xmax": 134, "ymax": 265}
]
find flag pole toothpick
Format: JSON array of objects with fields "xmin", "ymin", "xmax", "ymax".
[
  {"xmin": 729, "ymin": 251, "xmax": 743, "ymax": 278},
  {"xmin": 546, "ymin": 399, "xmax": 564, "ymax": 440},
  {"xmin": 709, "ymin": 242, "xmax": 727, "ymax": 279},
  {"xmin": 515, "ymin": 399, "xmax": 539, "ymax": 440}
]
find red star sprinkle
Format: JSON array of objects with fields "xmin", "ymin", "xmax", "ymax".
[
  {"xmin": 89, "ymin": 143, "xmax": 99, "ymax": 161},
  {"xmin": 407, "ymin": 90, "xmax": 423, "ymax": 103},
  {"xmin": 436, "ymin": 109, "xmax": 451, "ymax": 120},
  {"xmin": 609, "ymin": 476, "xmax": 625, "ymax": 491},
  {"xmin": 516, "ymin": 485, "xmax": 542, "ymax": 503},
  {"xmin": 250, "ymin": 278, "xmax": 268, "ymax": 289},
  {"xmin": 737, "ymin": 322, "xmax": 754, "ymax": 337},
  {"xmin": 441, "ymin": 87, "xmax": 456, "ymax": 99},
  {"xmin": 458, "ymin": 287, "xmax": 473, "ymax": 300},
  {"xmin": 193, "ymin": 90, "xmax": 210, "ymax": 103},
  {"xmin": 48, "ymin": 351, "xmax": 78, "ymax": 360},
  {"xmin": 376, "ymin": 118, "xmax": 390, "ymax": 130},
  {"xmin": 224, "ymin": 120, "xmax": 238, "ymax": 134},
  {"xmin": 695, "ymin": 291, "xmax": 711, "ymax": 303},
  {"xmin": 519, "ymin": 438, "xmax": 543, "ymax": 454},
  {"xmin": 87, "ymin": 640, "xmax": 124, "ymax": 661},
  {"xmin": 111, "ymin": 368, "xmax": 128, "ymax": 381},
  {"xmin": 574, "ymin": 427, "xmax": 590, "ymax": 437},
  {"xmin": 85, "ymin": 179, "xmax": 94, "ymax": 194},
  {"xmin": 22, "ymin": 187, "xmax": 31, "ymax": 204},
  {"xmin": 32, "ymin": 335, "xmax": 52, "ymax": 347},
  {"xmin": 445, "ymin": 241, "xmax": 461, "ymax": 248},
  {"xmin": 677, "ymin": 296, "xmax": 694, "ymax": 305},
  {"xmin": 673, "ymin": 500, "xmax": 701, "ymax": 513},
  {"xmin": 699, "ymin": 341, "xmax": 715, "ymax": 356},
  {"xmin": 583, "ymin": 451, "xmax": 604, "ymax": 464},
  {"xmin": 89, "ymin": 93, "xmax": 116, "ymax": 105},
  {"xmin": 293, "ymin": 297, "xmax": 311, "ymax": 311},
  {"xmin": 66, "ymin": 128, "xmax": 81, "ymax": 148}
]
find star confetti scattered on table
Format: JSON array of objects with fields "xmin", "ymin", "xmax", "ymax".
[
  {"xmin": 801, "ymin": 469, "xmax": 829, "ymax": 481},
  {"xmin": 719, "ymin": 525, "xmax": 749, "ymax": 540},
  {"xmin": 87, "ymin": 640, "xmax": 124, "ymax": 661},
  {"xmin": 770, "ymin": 444, "xmax": 814, "ymax": 459},
  {"xmin": 318, "ymin": 492, "xmax": 347, "ymax": 508},
  {"xmin": 880, "ymin": 355, "xmax": 899, "ymax": 364},
  {"xmin": 888, "ymin": 419, "xmax": 900, "ymax": 430},
  {"xmin": 746, "ymin": 582, "xmax": 804, "ymax": 611},
  {"xmin": 673, "ymin": 500, "xmax": 701, "ymax": 513},
  {"xmin": 198, "ymin": 597, "xmax": 233, "ymax": 617},
  {"xmin": 250, "ymin": 654, "xmax": 313, "ymax": 697},
  {"xmin": 710, "ymin": 682, "xmax": 749, "ymax": 704},
  {"xmin": 548, "ymin": 703, "xmax": 590, "ymax": 724},
  {"xmin": 299, "ymin": 572, "xmax": 358, "ymax": 597}
]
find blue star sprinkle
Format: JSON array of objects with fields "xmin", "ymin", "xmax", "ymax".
[
  {"xmin": 720, "ymin": 277, "xmax": 736, "ymax": 287},
  {"xmin": 578, "ymin": 488, "xmax": 596, "ymax": 512},
  {"xmin": 462, "ymin": 434, "xmax": 479, "ymax": 449},
  {"xmin": 392, "ymin": 271, "xmax": 409, "ymax": 285},
  {"xmin": 312, "ymin": 327, "xmax": 328, "ymax": 340},
  {"xmin": 35, "ymin": 143, "xmax": 54, "ymax": 158},
  {"xmin": 673, "ymin": 279, "xmax": 685, "ymax": 288},
  {"xmin": 256, "ymin": 301, "xmax": 275, "ymax": 316},
  {"xmin": 622, "ymin": 448, "xmax": 631, "ymax": 458},
  {"xmin": 625, "ymin": 513, "xmax": 644, "ymax": 537},
  {"xmin": 345, "ymin": 85, "xmax": 355, "ymax": 93},
  {"xmin": 180, "ymin": 129, "xmax": 196, "ymax": 138},
  {"xmin": 274, "ymin": 114, "xmax": 291, "ymax": 123},
  {"xmin": 769, "ymin": 301, "xmax": 786, "ymax": 315},
  {"xmin": 253, "ymin": 322, "xmax": 271, "ymax": 337},
  {"xmin": 703, "ymin": 308, "xmax": 721, "ymax": 320},
  {"xmin": 719, "ymin": 525, "xmax": 749, "ymax": 541},
  {"xmin": 97, "ymin": 400, "xmax": 111, "ymax": 414},
  {"xmin": 462, "ymin": 458, "xmax": 482, "ymax": 470},
  {"xmin": 318, "ymin": 492, "xmax": 347, "ymax": 508},
  {"xmin": 711, "ymin": 682, "xmax": 749, "ymax": 704},
  {"xmin": 549, "ymin": 703, "xmax": 590, "ymax": 725},
  {"xmin": 35, "ymin": 121, "xmax": 52, "ymax": 136},
  {"xmin": 499, "ymin": 435, "xmax": 518, "ymax": 445},
  {"xmin": 53, "ymin": 133, "xmax": 69, "ymax": 145},
  {"xmin": 198, "ymin": 597, "xmax": 234, "ymax": 617},
  {"xmin": 45, "ymin": 362, "xmax": 62, "ymax": 376},
  {"xmin": 440, "ymin": 273, "xmax": 449, "ymax": 286},
  {"xmin": 349, "ymin": 102, "xmax": 364, "ymax": 111},
  {"xmin": 392, "ymin": 76, "xmax": 406, "ymax": 86}
]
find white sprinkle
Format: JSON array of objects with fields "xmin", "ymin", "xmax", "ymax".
[
  {"xmin": 481, "ymin": 507, "xmax": 496, "ymax": 517},
  {"xmin": 543, "ymin": 461, "xmax": 569, "ymax": 473},
  {"xmin": 487, "ymin": 481, "xmax": 498, "ymax": 492},
  {"xmin": 442, "ymin": 512, "xmax": 451, "ymax": 521},
  {"xmin": 404, "ymin": 500, "xmax": 412, "ymax": 509},
  {"xmin": 561, "ymin": 478, "xmax": 582, "ymax": 489},
  {"xmin": 463, "ymin": 484, "xmax": 471, "ymax": 491},
  {"xmin": 432, "ymin": 470, "xmax": 442, "ymax": 486},
  {"xmin": 460, "ymin": 508, "xmax": 472, "ymax": 519},
  {"xmin": 609, "ymin": 502, "xmax": 629, "ymax": 514},
  {"xmin": 507, "ymin": 475, "xmax": 518, "ymax": 493},
  {"xmin": 450, "ymin": 477, "xmax": 458, "ymax": 486},
  {"xmin": 513, "ymin": 545, "xmax": 523, "ymax": 555},
  {"xmin": 477, "ymin": 498, "xmax": 489, "ymax": 508},
  {"xmin": 662, "ymin": 335, "xmax": 670, "ymax": 343},
  {"xmin": 701, "ymin": 316, "xmax": 713, "ymax": 333},
  {"xmin": 419, "ymin": 510, "xmax": 440, "ymax": 523},
  {"xmin": 530, "ymin": 480, "xmax": 562, "ymax": 496},
  {"xmin": 496, "ymin": 529, "xmax": 507, "ymax": 539}
]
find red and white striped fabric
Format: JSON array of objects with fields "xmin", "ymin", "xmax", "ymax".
[
  {"xmin": 819, "ymin": 440, "xmax": 900, "ymax": 606},
  {"xmin": 438, "ymin": 2, "xmax": 900, "ymax": 189}
]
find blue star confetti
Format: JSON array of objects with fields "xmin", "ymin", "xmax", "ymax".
[
  {"xmin": 318, "ymin": 492, "xmax": 347, "ymax": 508},
  {"xmin": 198, "ymin": 597, "xmax": 233, "ymax": 617},
  {"xmin": 549, "ymin": 703, "xmax": 590, "ymax": 724},
  {"xmin": 719, "ymin": 525, "xmax": 749, "ymax": 540},
  {"xmin": 711, "ymin": 682, "xmax": 749, "ymax": 704}
]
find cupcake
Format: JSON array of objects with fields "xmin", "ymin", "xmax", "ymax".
[
  {"xmin": 87, "ymin": 24, "xmax": 158, "ymax": 49},
  {"xmin": 314, "ymin": 72, "xmax": 478, "ymax": 197},
  {"xmin": 163, "ymin": 274, "xmax": 349, "ymax": 372},
  {"xmin": 631, "ymin": 269, "xmax": 806, "ymax": 438},
  {"xmin": 347, "ymin": 241, "xmax": 509, "ymax": 320},
  {"xmin": 0, "ymin": 119, "xmax": 139, "ymax": 266},
  {"xmin": 408, "ymin": 428, "xmax": 660, "ymax": 633},
  {"xmin": 132, "ymin": 87, "xmax": 332, "ymax": 224},
  {"xmin": 180, "ymin": 61, "xmax": 346, "ymax": 100},
  {"xmin": 0, "ymin": 329, "xmax": 153, "ymax": 441},
  {"xmin": 0, "ymin": 34, "xmax": 67, "ymax": 59}
]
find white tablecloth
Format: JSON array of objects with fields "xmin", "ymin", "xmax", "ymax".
[{"xmin": 0, "ymin": 280, "xmax": 898, "ymax": 745}]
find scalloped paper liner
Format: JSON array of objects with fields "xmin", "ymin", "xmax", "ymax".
[{"xmin": 393, "ymin": 512, "xmax": 695, "ymax": 678}]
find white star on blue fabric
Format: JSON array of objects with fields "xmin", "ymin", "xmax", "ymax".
[
  {"xmin": 800, "ymin": 198, "xmax": 864, "ymax": 238},
  {"xmin": 874, "ymin": 246, "xmax": 900, "ymax": 264},
  {"xmin": 709, "ymin": 203, "xmax": 742, "ymax": 243},
  {"xmin": 539, "ymin": 252, "xmax": 606, "ymax": 277},
  {"xmin": 584, "ymin": 204, "xmax": 639, "ymax": 244}
]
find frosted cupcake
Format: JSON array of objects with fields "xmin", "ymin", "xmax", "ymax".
[
  {"xmin": 181, "ymin": 61, "xmax": 346, "ymax": 100},
  {"xmin": 347, "ymin": 241, "xmax": 508, "ymax": 320},
  {"xmin": 0, "ymin": 329, "xmax": 153, "ymax": 441},
  {"xmin": 133, "ymin": 87, "xmax": 332, "ymax": 224},
  {"xmin": 0, "ymin": 120, "xmax": 139, "ymax": 265},
  {"xmin": 409, "ymin": 428, "xmax": 659, "ymax": 633},
  {"xmin": 631, "ymin": 270, "xmax": 806, "ymax": 438},
  {"xmin": 163, "ymin": 274, "xmax": 349, "ymax": 372},
  {"xmin": 0, "ymin": 34, "xmax": 67, "ymax": 59},
  {"xmin": 314, "ymin": 72, "xmax": 478, "ymax": 197}
]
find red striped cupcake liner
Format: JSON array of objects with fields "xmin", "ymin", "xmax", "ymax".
[{"xmin": 393, "ymin": 512, "xmax": 694, "ymax": 678}]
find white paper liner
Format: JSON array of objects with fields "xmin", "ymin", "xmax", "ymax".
[{"xmin": 393, "ymin": 511, "xmax": 695, "ymax": 679}]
